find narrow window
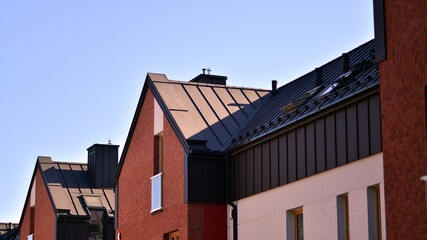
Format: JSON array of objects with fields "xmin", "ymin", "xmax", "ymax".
[
  {"xmin": 294, "ymin": 209, "xmax": 304, "ymax": 240},
  {"xmin": 287, "ymin": 208, "xmax": 304, "ymax": 240},
  {"xmin": 368, "ymin": 185, "xmax": 382, "ymax": 240},
  {"xmin": 88, "ymin": 209, "xmax": 104, "ymax": 240},
  {"xmin": 337, "ymin": 194, "xmax": 350, "ymax": 240},
  {"xmin": 154, "ymin": 133, "xmax": 164, "ymax": 175}
]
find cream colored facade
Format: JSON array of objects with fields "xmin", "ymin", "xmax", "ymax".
[{"xmin": 227, "ymin": 153, "xmax": 386, "ymax": 240}]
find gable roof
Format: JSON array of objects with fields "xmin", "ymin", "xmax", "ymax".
[
  {"xmin": 19, "ymin": 156, "xmax": 114, "ymax": 226},
  {"xmin": 151, "ymin": 77, "xmax": 271, "ymax": 151},
  {"xmin": 228, "ymin": 39, "xmax": 378, "ymax": 149},
  {"xmin": 116, "ymin": 73, "xmax": 270, "ymax": 180}
]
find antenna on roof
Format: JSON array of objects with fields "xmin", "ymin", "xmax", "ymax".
[{"xmin": 108, "ymin": 139, "xmax": 112, "ymax": 145}]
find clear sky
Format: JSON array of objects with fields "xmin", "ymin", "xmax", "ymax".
[{"xmin": 0, "ymin": 0, "xmax": 374, "ymax": 222}]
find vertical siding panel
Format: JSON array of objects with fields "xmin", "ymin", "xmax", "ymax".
[
  {"xmin": 336, "ymin": 109, "xmax": 347, "ymax": 166},
  {"xmin": 346, "ymin": 105, "xmax": 358, "ymax": 162},
  {"xmin": 296, "ymin": 127, "xmax": 306, "ymax": 179},
  {"xmin": 233, "ymin": 156, "xmax": 239, "ymax": 200},
  {"xmin": 246, "ymin": 148, "xmax": 254, "ymax": 196},
  {"xmin": 270, "ymin": 138, "xmax": 279, "ymax": 188},
  {"xmin": 369, "ymin": 94, "xmax": 382, "ymax": 154},
  {"xmin": 254, "ymin": 145, "xmax": 262, "ymax": 194},
  {"xmin": 279, "ymin": 135, "xmax": 288, "ymax": 185},
  {"xmin": 325, "ymin": 114, "xmax": 336, "ymax": 169},
  {"xmin": 262, "ymin": 142, "xmax": 271, "ymax": 191},
  {"xmin": 315, "ymin": 119, "xmax": 326, "ymax": 172},
  {"xmin": 238, "ymin": 152, "xmax": 247, "ymax": 199},
  {"xmin": 306, "ymin": 123, "xmax": 316, "ymax": 176},
  {"xmin": 288, "ymin": 131, "xmax": 297, "ymax": 183},
  {"xmin": 358, "ymin": 100, "xmax": 370, "ymax": 158}
]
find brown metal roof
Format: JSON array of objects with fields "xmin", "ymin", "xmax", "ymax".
[
  {"xmin": 152, "ymin": 78, "xmax": 270, "ymax": 151},
  {"xmin": 38, "ymin": 157, "xmax": 115, "ymax": 218}
]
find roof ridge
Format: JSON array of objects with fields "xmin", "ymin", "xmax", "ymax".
[
  {"xmin": 153, "ymin": 79, "xmax": 270, "ymax": 91},
  {"xmin": 51, "ymin": 160, "xmax": 87, "ymax": 166}
]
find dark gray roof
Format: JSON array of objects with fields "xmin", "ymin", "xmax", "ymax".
[
  {"xmin": 0, "ymin": 222, "xmax": 18, "ymax": 240},
  {"xmin": 38, "ymin": 157, "xmax": 115, "ymax": 218},
  {"xmin": 229, "ymin": 39, "xmax": 378, "ymax": 149}
]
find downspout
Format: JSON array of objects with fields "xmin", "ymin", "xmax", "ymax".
[
  {"xmin": 226, "ymin": 152, "xmax": 238, "ymax": 240},
  {"xmin": 228, "ymin": 202, "xmax": 238, "ymax": 240}
]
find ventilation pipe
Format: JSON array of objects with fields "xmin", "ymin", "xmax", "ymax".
[
  {"xmin": 272, "ymin": 80, "xmax": 278, "ymax": 95},
  {"xmin": 342, "ymin": 53, "xmax": 350, "ymax": 73},
  {"xmin": 315, "ymin": 68, "xmax": 323, "ymax": 86}
]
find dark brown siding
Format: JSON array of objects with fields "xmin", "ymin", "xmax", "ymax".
[{"xmin": 231, "ymin": 93, "xmax": 382, "ymax": 200}]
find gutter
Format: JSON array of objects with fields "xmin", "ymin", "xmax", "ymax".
[{"xmin": 228, "ymin": 202, "xmax": 238, "ymax": 240}]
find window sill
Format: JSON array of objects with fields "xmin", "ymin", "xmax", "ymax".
[{"xmin": 150, "ymin": 207, "xmax": 163, "ymax": 215}]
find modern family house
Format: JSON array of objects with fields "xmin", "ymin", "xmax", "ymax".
[{"xmin": 18, "ymin": 144, "xmax": 118, "ymax": 240}]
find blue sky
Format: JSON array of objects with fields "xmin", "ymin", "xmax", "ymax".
[{"xmin": 0, "ymin": 0, "xmax": 374, "ymax": 222}]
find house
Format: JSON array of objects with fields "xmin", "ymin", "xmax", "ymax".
[
  {"xmin": 115, "ymin": 72, "xmax": 270, "ymax": 240},
  {"xmin": 115, "ymin": 34, "xmax": 385, "ymax": 239},
  {"xmin": 0, "ymin": 222, "xmax": 19, "ymax": 240},
  {"xmin": 374, "ymin": 0, "xmax": 427, "ymax": 238},
  {"xmin": 19, "ymin": 144, "xmax": 118, "ymax": 240}
]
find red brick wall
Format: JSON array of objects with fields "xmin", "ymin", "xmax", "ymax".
[
  {"xmin": 117, "ymin": 88, "xmax": 189, "ymax": 239},
  {"xmin": 20, "ymin": 169, "xmax": 56, "ymax": 240},
  {"xmin": 380, "ymin": 0, "xmax": 427, "ymax": 239}
]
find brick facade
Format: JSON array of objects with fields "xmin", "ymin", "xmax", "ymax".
[
  {"xmin": 116, "ymin": 88, "xmax": 227, "ymax": 239},
  {"xmin": 380, "ymin": 0, "xmax": 427, "ymax": 239},
  {"xmin": 20, "ymin": 170, "xmax": 55, "ymax": 240}
]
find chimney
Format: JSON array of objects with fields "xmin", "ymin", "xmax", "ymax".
[
  {"xmin": 87, "ymin": 143, "xmax": 119, "ymax": 188},
  {"xmin": 272, "ymin": 80, "xmax": 278, "ymax": 95},
  {"xmin": 315, "ymin": 68, "xmax": 323, "ymax": 86},
  {"xmin": 342, "ymin": 53, "xmax": 350, "ymax": 72},
  {"xmin": 189, "ymin": 68, "xmax": 227, "ymax": 85}
]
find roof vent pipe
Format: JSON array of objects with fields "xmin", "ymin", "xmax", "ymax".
[
  {"xmin": 342, "ymin": 53, "xmax": 350, "ymax": 72},
  {"xmin": 272, "ymin": 80, "xmax": 278, "ymax": 95},
  {"xmin": 315, "ymin": 68, "xmax": 323, "ymax": 86}
]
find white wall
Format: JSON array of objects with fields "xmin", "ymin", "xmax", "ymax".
[{"xmin": 227, "ymin": 153, "xmax": 385, "ymax": 240}]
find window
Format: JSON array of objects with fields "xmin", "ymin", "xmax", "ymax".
[
  {"xmin": 337, "ymin": 194, "xmax": 350, "ymax": 240},
  {"xmin": 287, "ymin": 208, "xmax": 303, "ymax": 240},
  {"xmin": 154, "ymin": 133, "xmax": 164, "ymax": 175},
  {"xmin": 167, "ymin": 231, "xmax": 179, "ymax": 240},
  {"xmin": 151, "ymin": 173, "xmax": 163, "ymax": 212},
  {"xmin": 27, "ymin": 234, "xmax": 33, "ymax": 240},
  {"xmin": 368, "ymin": 185, "xmax": 382, "ymax": 240},
  {"xmin": 89, "ymin": 209, "xmax": 104, "ymax": 240},
  {"xmin": 294, "ymin": 209, "xmax": 304, "ymax": 240}
]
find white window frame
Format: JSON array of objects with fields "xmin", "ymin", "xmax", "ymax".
[{"xmin": 151, "ymin": 173, "xmax": 163, "ymax": 213}]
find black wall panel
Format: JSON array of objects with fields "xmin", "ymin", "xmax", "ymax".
[
  {"xmin": 270, "ymin": 138, "xmax": 279, "ymax": 188},
  {"xmin": 336, "ymin": 109, "xmax": 347, "ymax": 166},
  {"xmin": 230, "ymin": 93, "xmax": 382, "ymax": 201},
  {"xmin": 315, "ymin": 119, "xmax": 326, "ymax": 172},
  {"xmin": 306, "ymin": 123, "xmax": 316, "ymax": 176},
  {"xmin": 246, "ymin": 148, "xmax": 254, "ymax": 196},
  {"xmin": 296, "ymin": 128, "xmax": 306, "ymax": 179},
  {"xmin": 287, "ymin": 131, "xmax": 297, "ymax": 183},
  {"xmin": 278, "ymin": 135, "xmax": 288, "ymax": 185},
  {"xmin": 325, "ymin": 114, "xmax": 336, "ymax": 170},
  {"xmin": 369, "ymin": 95, "xmax": 382, "ymax": 153},
  {"xmin": 262, "ymin": 142, "xmax": 271, "ymax": 191},
  {"xmin": 358, "ymin": 101, "xmax": 370, "ymax": 158},
  {"xmin": 346, "ymin": 105, "xmax": 358, "ymax": 162},
  {"xmin": 254, "ymin": 145, "xmax": 262, "ymax": 194}
]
